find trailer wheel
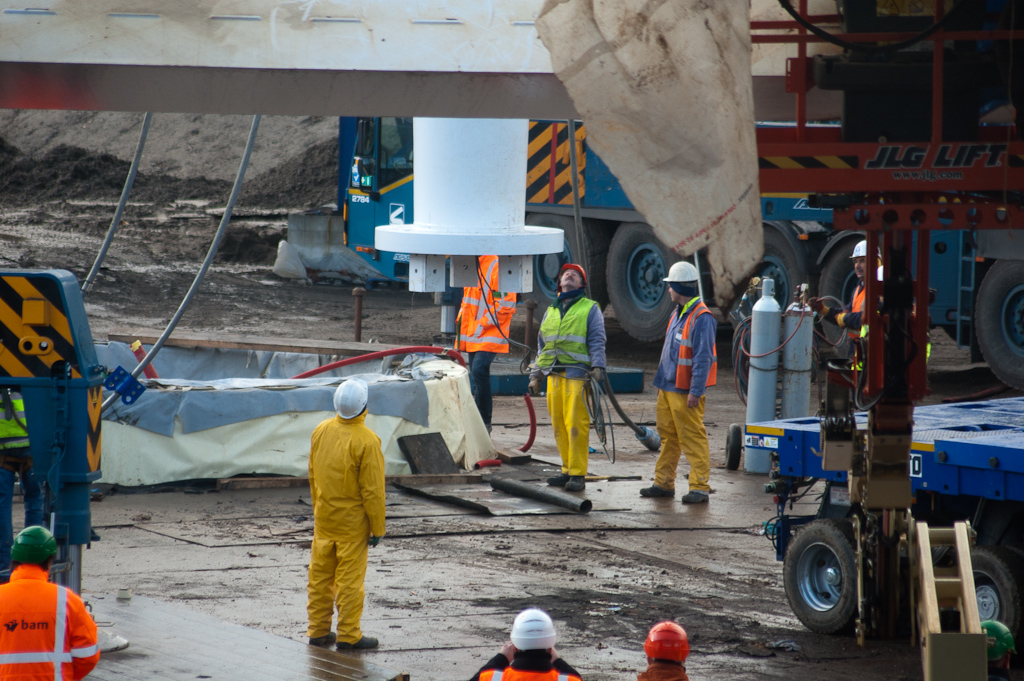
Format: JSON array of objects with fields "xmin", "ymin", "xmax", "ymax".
[
  {"xmin": 975, "ymin": 260, "xmax": 1024, "ymax": 390},
  {"xmin": 971, "ymin": 545, "xmax": 1024, "ymax": 640},
  {"xmin": 606, "ymin": 223, "xmax": 680, "ymax": 342},
  {"xmin": 524, "ymin": 213, "xmax": 611, "ymax": 318},
  {"xmin": 725, "ymin": 423, "xmax": 743, "ymax": 470},
  {"xmin": 783, "ymin": 519, "xmax": 857, "ymax": 634}
]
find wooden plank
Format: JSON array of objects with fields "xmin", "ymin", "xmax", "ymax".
[
  {"xmin": 219, "ymin": 474, "xmax": 483, "ymax": 489},
  {"xmin": 89, "ymin": 595, "xmax": 408, "ymax": 681},
  {"xmin": 397, "ymin": 433, "xmax": 461, "ymax": 475},
  {"xmin": 955, "ymin": 521, "xmax": 983, "ymax": 634},
  {"xmin": 495, "ymin": 449, "xmax": 532, "ymax": 466},
  {"xmin": 217, "ymin": 476, "xmax": 310, "ymax": 490},
  {"xmin": 386, "ymin": 474, "xmax": 482, "ymax": 485},
  {"xmin": 108, "ymin": 327, "xmax": 402, "ymax": 357},
  {"xmin": 917, "ymin": 521, "xmax": 942, "ymax": 635}
]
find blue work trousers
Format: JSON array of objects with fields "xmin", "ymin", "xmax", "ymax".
[
  {"xmin": 0, "ymin": 447, "xmax": 44, "ymax": 574},
  {"xmin": 467, "ymin": 351, "xmax": 497, "ymax": 429}
]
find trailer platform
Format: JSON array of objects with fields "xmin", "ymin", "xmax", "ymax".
[{"xmin": 746, "ymin": 396, "xmax": 1024, "ymax": 502}]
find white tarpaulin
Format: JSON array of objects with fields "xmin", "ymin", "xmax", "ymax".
[
  {"xmin": 537, "ymin": 0, "xmax": 763, "ymax": 307},
  {"xmin": 99, "ymin": 359, "xmax": 495, "ymax": 486}
]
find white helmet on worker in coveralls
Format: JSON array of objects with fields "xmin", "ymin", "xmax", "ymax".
[
  {"xmin": 851, "ymin": 240, "xmax": 868, "ymax": 259},
  {"xmin": 510, "ymin": 608, "xmax": 557, "ymax": 650},
  {"xmin": 334, "ymin": 379, "xmax": 368, "ymax": 419}
]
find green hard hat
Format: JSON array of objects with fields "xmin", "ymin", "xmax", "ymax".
[
  {"xmin": 981, "ymin": 620, "xmax": 1017, "ymax": 661},
  {"xmin": 10, "ymin": 526, "xmax": 57, "ymax": 564}
]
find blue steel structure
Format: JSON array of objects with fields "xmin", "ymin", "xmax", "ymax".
[
  {"xmin": 0, "ymin": 270, "xmax": 103, "ymax": 591},
  {"xmin": 751, "ymin": 397, "xmax": 1024, "ymax": 561}
]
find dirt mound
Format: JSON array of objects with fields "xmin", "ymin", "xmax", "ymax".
[
  {"xmin": 238, "ymin": 137, "xmax": 339, "ymax": 210},
  {"xmin": 0, "ymin": 139, "xmax": 234, "ymax": 206},
  {"xmin": 0, "ymin": 132, "xmax": 340, "ymax": 211}
]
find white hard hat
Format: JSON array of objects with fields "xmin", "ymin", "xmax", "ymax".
[
  {"xmin": 663, "ymin": 261, "xmax": 699, "ymax": 283},
  {"xmin": 510, "ymin": 608, "xmax": 557, "ymax": 651},
  {"xmin": 851, "ymin": 240, "xmax": 868, "ymax": 259},
  {"xmin": 876, "ymin": 265, "xmax": 884, "ymax": 281},
  {"xmin": 334, "ymin": 379, "xmax": 368, "ymax": 419}
]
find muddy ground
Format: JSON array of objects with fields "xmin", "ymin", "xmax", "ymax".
[{"xmin": 0, "ymin": 114, "xmax": 1020, "ymax": 680}]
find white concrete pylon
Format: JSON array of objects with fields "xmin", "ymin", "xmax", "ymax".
[{"xmin": 375, "ymin": 118, "xmax": 562, "ymax": 293}]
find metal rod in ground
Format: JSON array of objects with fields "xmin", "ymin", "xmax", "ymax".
[{"xmin": 490, "ymin": 476, "xmax": 592, "ymax": 513}]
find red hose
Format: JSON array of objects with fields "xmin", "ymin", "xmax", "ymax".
[
  {"xmin": 131, "ymin": 340, "xmax": 159, "ymax": 379},
  {"xmin": 291, "ymin": 346, "xmax": 465, "ymax": 379},
  {"xmin": 519, "ymin": 394, "xmax": 537, "ymax": 453}
]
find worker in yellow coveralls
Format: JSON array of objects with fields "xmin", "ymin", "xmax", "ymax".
[
  {"xmin": 307, "ymin": 379, "xmax": 386, "ymax": 651},
  {"xmin": 528, "ymin": 263, "xmax": 607, "ymax": 493}
]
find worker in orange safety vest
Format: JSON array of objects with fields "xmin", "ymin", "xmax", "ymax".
[
  {"xmin": 641, "ymin": 261, "xmax": 717, "ymax": 504},
  {"xmin": 0, "ymin": 526, "xmax": 99, "ymax": 681},
  {"xmin": 457, "ymin": 255, "xmax": 517, "ymax": 432},
  {"xmin": 470, "ymin": 608, "xmax": 583, "ymax": 681},
  {"xmin": 810, "ymin": 239, "xmax": 868, "ymax": 350}
]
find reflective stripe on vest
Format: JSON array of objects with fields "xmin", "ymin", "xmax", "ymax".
[
  {"xmin": 481, "ymin": 669, "xmax": 571, "ymax": 681},
  {"xmin": 536, "ymin": 297, "xmax": 597, "ymax": 368},
  {"xmin": 674, "ymin": 301, "xmax": 717, "ymax": 390},
  {"xmin": 0, "ymin": 584, "xmax": 71, "ymax": 679},
  {"xmin": 0, "ymin": 390, "xmax": 29, "ymax": 450},
  {"xmin": 459, "ymin": 257, "xmax": 515, "ymax": 353}
]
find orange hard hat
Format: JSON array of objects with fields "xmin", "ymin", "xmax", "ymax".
[
  {"xmin": 644, "ymin": 621, "xmax": 689, "ymax": 662},
  {"xmin": 557, "ymin": 263, "xmax": 587, "ymax": 291}
]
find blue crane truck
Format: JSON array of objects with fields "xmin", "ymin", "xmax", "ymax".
[
  {"xmin": 750, "ymin": 397, "xmax": 1024, "ymax": 639},
  {"xmin": 330, "ymin": 116, "xmax": 1024, "ymax": 388}
]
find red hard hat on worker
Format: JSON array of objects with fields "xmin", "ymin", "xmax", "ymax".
[
  {"xmin": 557, "ymin": 263, "xmax": 587, "ymax": 292},
  {"xmin": 644, "ymin": 621, "xmax": 689, "ymax": 662}
]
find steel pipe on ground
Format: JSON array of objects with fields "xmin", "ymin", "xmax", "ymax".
[{"xmin": 490, "ymin": 477, "xmax": 592, "ymax": 513}]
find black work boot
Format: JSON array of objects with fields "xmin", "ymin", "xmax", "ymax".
[
  {"xmin": 336, "ymin": 636, "xmax": 379, "ymax": 650},
  {"xmin": 546, "ymin": 473, "xmax": 570, "ymax": 487},
  {"xmin": 639, "ymin": 484, "xmax": 674, "ymax": 498},
  {"xmin": 308, "ymin": 632, "xmax": 336, "ymax": 646},
  {"xmin": 564, "ymin": 476, "xmax": 586, "ymax": 492}
]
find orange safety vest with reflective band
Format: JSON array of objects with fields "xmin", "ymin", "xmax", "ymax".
[
  {"xmin": 0, "ymin": 564, "xmax": 100, "ymax": 681},
  {"xmin": 674, "ymin": 301, "xmax": 717, "ymax": 391},
  {"xmin": 480, "ymin": 668, "xmax": 579, "ymax": 681},
  {"xmin": 847, "ymin": 284, "xmax": 866, "ymax": 341},
  {"xmin": 458, "ymin": 256, "xmax": 517, "ymax": 354}
]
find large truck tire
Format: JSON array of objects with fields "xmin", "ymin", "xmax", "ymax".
[
  {"xmin": 524, "ymin": 213, "xmax": 611, "ymax": 318},
  {"xmin": 758, "ymin": 226, "xmax": 807, "ymax": 308},
  {"xmin": 975, "ymin": 260, "xmax": 1024, "ymax": 389},
  {"xmin": 971, "ymin": 545, "xmax": 1024, "ymax": 641},
  {"xmin": 605, "ymin": 222, "xmax": 681, "ymax": 342},
  {"xmin": 783, "ymin": 519, "xmax": 857, "ymax": 635},
  {"xmin": 816, "ymin": 242, "xmax": 862, "ymax": 353}
]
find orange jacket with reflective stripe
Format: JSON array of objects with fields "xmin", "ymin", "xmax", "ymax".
[
  {"xmin": 480, "ymin": 668, "xmax": 580, "ymax": 681},
  {"xmin": 674, "ymin": 301, "xmax": 717, "ymax": 391},
  {"xmin": 844, "ymin": 283, "xmax": 866, "ymax": 341},
  {"xmin": 458, "ymin": 256, "xmax": 516, "ymax": 354},
  {"xmin": 0, "ymin": 564, "xmax": 99, "ymax": 681}
]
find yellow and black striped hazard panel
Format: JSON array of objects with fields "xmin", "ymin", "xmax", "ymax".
[
  {"xmin": 527, "ymin": 121, "xmax": 586, "ymax": 205},
  {"xmin": 87, "ymin": 385, "xmax": 101, "ymax": 472},
  {"xmin": 759, "ymin": 155, "xmax": 859, "ymax": 170},
  {"xmin": 0, "ymin": 275, "xmax": 79, "ymax": 379}
]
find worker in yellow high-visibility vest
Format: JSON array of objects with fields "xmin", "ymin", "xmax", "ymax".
[
  {"xmin": 528, "ymin": 264, "xmax": 606, "ymax": 493},
  {"xmin": 0, "ymin": 387, "xmax": 43, "ymax": 575}
]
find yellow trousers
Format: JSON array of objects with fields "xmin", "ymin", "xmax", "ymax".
[
  {"xmin": 546, "ymin": 374, "xmax": 590, "ymax": 477},
  {"xmin": 653, "ymin": 390, "xmax": 710, "ymax": 492},
  {"xmin": 307, "ymin": 537, "xmax": 369, "ymax": 644}
]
